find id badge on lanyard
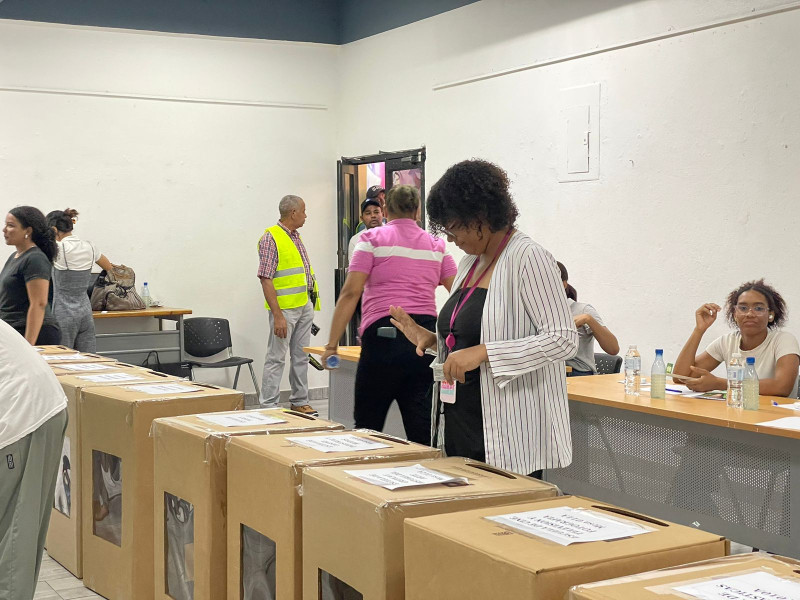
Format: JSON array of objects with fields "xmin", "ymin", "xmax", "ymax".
[{"xmin": 440, "ymin": 381, "xmax": 457, "ymax": 404}]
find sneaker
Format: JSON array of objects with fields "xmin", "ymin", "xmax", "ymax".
[{"xmin": 290, "ymin": 404, "xmax": 319, "ymax": 417}]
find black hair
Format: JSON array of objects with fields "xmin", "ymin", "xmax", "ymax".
[
  {"xmin": 556, "ymin": 261, "xmax": 578, "ymax": 301},
  {"xmin": 385, "ymin": 185, "xmax": 419, "ymax": 217},
  {"xmin": 427, "ymin": 159, "xmax": 519, "ymax": 236},
  {"xmin": 46, "ymin": 208, "xmax": 78, "ymax": 233},
  {"xmin": 726, "ymin": 278, "xmax": 786, "ymax": 329},
  {"xmin": 9, "ymin": 206, "xmax": 57, "ymax": 263}
]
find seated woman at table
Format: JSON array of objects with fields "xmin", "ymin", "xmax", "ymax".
[
  {"xmin": 673, "ymin": 279, "xmax": 800, "ymax": 397},
  {"xmin": 46, "ymin": 208, "xmax": 115, "ymax": 352},
  {"xmin": 557, "ymin": 261, "xmax": 619, "ymax": 376}
]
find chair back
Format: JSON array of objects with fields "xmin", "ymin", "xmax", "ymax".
[
  {"xmin": 595, "ymin": 353, "xmax": 623, "ymax": 374},
  {"xmin": 184, "ymin": 317, "xmax": 233, "ymax": 358}
]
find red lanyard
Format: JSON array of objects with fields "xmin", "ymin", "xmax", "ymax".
[{"xmin": 445, "ymin": 228, "xmax": 513, "ymax": 352}]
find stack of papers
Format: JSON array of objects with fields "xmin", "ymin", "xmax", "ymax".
[{"xmin": 756, "ymin": 417, "xmax": 800, "ymax": 432}]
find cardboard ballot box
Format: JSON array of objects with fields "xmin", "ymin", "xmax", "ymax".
[
  {"xmin": 227, "ymin": 430, "xmax": 441, "ymax": 600},
  {"xmin": 568, "ymin": 553, "xmax": 800, "ymax": 599},
  {"xmin": 403, "ymin": 495, "xmax": 729, "ymax": 600},
  {"xmin": 302, "ymin": 456, "xmax": 559, "ymax": 600},
  {"xmin": 152, "ymin": 409, "xmax": 344, "ymax": 600},
  {"xmin": 45, "ymin": 367, "xmax": 180, "ymax": 577},
  {"xmin": 80, "ymin": 382, "xmax": 244, "ymax": 600}
]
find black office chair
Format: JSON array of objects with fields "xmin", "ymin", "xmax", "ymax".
[
  {"xmin": 183, "ymin": 317, "xmax": 260, "ymax": 396},
  {"xmin": 594, "ymin": 353, "xmax": 623, "ymax": 374}
]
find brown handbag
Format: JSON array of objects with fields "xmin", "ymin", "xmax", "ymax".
[{"xmin": 90, "ymin": 265, "xmax": 146, "ymax": 311}]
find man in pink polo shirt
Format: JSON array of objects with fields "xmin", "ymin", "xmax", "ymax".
[{"xmin": 322, "ymin": 185, "xmax": 456, "ymax": 443}]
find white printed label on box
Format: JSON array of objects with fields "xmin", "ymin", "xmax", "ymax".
[
  {"xmin": 56, "ymin": 363, "xmax": 116, "ymax": 372},
  {"xmin": 196, "ymin": 412, "xmax": 287, "ymax": 427},
  {"xmin": 673, "ymin": 571, "xmax": 800, "ymax": 600},
  {"xmin": 485, "ymin": 507, "xmax": 652, "ymax": 546},
  {"xmin": 77, "ymin": 373, "xmax": 145, "ymax": 383},
  {"xmin": 43, "ymin": 354, "xmax": 90, "ymax": 361},
  {"xmin": 343, "ymin": 464, "xmax": 467, "ymax": 490},
  {"xmin": 285, "ymin": 434, "xmax": 391, "ymax": 453},
  {"xmin": 124, "ymin": 383, "xmax": 204, "ymax": 395}
]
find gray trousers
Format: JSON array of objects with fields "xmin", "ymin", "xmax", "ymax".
[
  {"xmin": 260, "ymin": 301, "xmax": 314, "ymax": 407},
  {"xmin": 0, "ymin": 409, "xmax": 67, "ymax": 600}
]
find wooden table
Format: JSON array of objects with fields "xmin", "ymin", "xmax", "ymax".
[
  {"xmin": 305, "ymin": 345, "xmax": 407, "ymax": 438},
  {"xmin": 93, "ymin": 307, "xmax": 192, "ymax": 365},
  {"xmin": 545, "ymin": 373, "xmax": 800, "ymax": 557}
]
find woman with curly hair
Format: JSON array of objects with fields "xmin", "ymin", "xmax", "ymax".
[
  {"xmin": 673, "ymin": 279, "xmax": 800, "ymax": 396},
  {"xmin": 389, "ymin": 159, "xmax": 578, "ymax": 477},
  {"xmin": 1, "ymin": 206, "xmax": 61, "ymax": 344}
]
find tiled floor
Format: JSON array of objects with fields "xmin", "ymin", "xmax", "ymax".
[{"xmin": 36, "ymin": 551, "xmax": 101, "ymax": 599}]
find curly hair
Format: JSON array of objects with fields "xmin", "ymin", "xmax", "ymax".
[
  {"xmin": 46, "ymin": 208, "xmax": 79, "ymax": 233},
  {"xmin": 725, "ymin": 278, "xmax": 786, "ymax": 329},
  {"xmin": 10, "ymin": 206, "xmax": 58, "ymax": 263},
  {"xmin": 427, "ymin": 159, "xmax": 519, "ymax": 236}
]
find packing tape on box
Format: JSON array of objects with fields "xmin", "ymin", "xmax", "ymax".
[{"xmin": 567, "ymin": 553, "xmax": 800, "ymax": 598}]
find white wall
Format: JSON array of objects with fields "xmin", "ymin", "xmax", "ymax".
[
  {"xmin": 4, "ymin": 0, "xmax": 800, "ymax": 395},
  {"xmin": 0, "ymin": 20, "xmax": 340, "ymax": 394},
  {"xmin": 337, "ymin": 0, "xmax": 800, "ymax": 374}
]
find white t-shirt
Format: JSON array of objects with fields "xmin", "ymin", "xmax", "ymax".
[
  {"xmin": 0, "ymin": 320, "xmax": 67, "ymax": 450},
  {"xmin": 566, "ymin": 299, "xmax": 605, "ymax": 373},
  {"xmin": 706, "ymin": 329, "xmax": 800, "ymax": 381},
  {"xmin": 54, "ymin": 235, "xmax": 101, "ymax": 271},
  {"xmin": 348, "ymin": 230, "xmax": 367, "ymax": 261}
]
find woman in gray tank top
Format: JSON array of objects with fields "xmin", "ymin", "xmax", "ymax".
[{"xmin": 47, "ymin": 209, "xmax": 115, "ymax": 352}]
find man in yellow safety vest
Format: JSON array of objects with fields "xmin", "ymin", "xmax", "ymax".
[{"xmin": 256, "ymin": 195, "xmax": 321, "ymax": 416}]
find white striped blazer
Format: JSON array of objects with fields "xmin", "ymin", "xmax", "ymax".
[{"xmin": 434, "ymin": 231, "xmax": 578, "ymax": 474}]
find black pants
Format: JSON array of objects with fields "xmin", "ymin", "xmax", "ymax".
[
  {"xmin": 11, "ymin": 322, "xmax": 61, "ymax": 345},
  {"xmin": 354, "ymin": 315, "xmax": 435, "ymax": 445}
]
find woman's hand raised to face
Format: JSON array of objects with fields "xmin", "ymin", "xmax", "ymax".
[
  {"xmin": 695, "ymin": 303, "xmax": 722, "ymax": 333},
  {"xmin": 389, "ymin": 305, "xmax": 437, "ymax": 356}
]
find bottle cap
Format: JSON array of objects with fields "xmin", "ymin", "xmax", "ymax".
[
  {"xmin": 655, "ymin": 349, "xmax": 663, "ymax": 355},
  {"xmin": 326, "ymin": 355, "xmax": 340, "ymax": 369},
  {"xmin": 746, "ymin": 357, "xmax": 755, "ymax": 365}
]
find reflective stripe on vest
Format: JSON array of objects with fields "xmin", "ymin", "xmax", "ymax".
[{"xmin": 261, "ymin": 225, "xmax": 320, "ymax": 311}]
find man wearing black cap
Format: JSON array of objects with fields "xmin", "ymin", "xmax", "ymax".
[
  {"xmin": 355, "ymin": 186, "xmax": 385, "ymax": 233},
  {"xmin": 348, "ymin": 198, "xmax": 384, "ymax": 260}
]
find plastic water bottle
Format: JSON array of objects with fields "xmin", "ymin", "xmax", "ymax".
[
  {"xmin": 141, "ymin": 282, "xmax": 152, "ymax": 308},
  {"xmin": 743, "ymin": 357, "xmax": 759, "ymax": 411},
  {"xmin": 650, "ymin": 349, "xmax": 666, "ymax": 399},
  {"xmin": 624, "ymin": 345, "xmax": 641, "ymax": 396},
  {"xmin": 726, "ymin": 352, "xmax": 744, "ymax": 408}
]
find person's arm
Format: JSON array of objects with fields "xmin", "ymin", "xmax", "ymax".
[
  {"xmin": 574, "ymin": 307, "xmax": 619, "ymax": 356},
  {"xmin": 259, "ymin": 278, "xmax": 287, "ymax": 338},
  {"xmin": 446, "ymin": 250, "xmax": 578, "ymax": 385},
  {"xmin": 753, "ymin": 354, "xmax": 800, "ymax": 396},
  {"xmin": 389, "ymin": 305, "xmax": 437, "ymax": 356},
  {"xmin": 440, "ymin": 275, "xmax": 455, "ymax": 292},
  {"xmin": 24, "ymin": 278, "xmax": 49, "ymax": 344},
  {"xmin": 673, "ymin": 303, "xmax": 722, "ymax": 381},
  {"xmin": 96, "ymin": 255, "xmax": 114, "ymax": 272},
  {"xmin": 320, "ymin": 272, "xmax": 367, "ymax": 366}
]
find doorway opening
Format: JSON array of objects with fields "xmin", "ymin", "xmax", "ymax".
[{"xmin": 335, "ymin": 147, "xmax": 426, "ymax": 345}]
